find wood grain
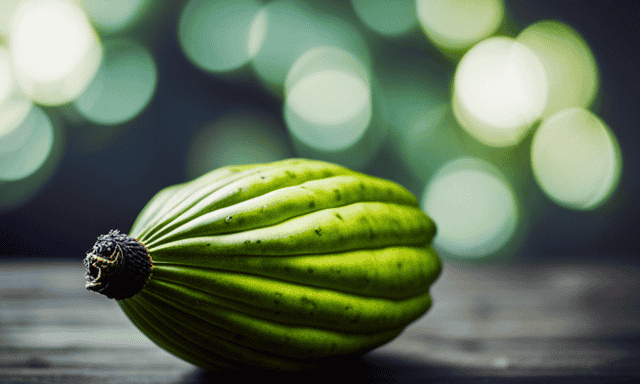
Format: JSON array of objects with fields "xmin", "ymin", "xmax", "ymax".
[{"xmin": 1, "ymin": 259, "xmax": 639, "ymax": 383}]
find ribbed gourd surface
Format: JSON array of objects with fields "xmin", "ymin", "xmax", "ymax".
[{"xmin": 117, "ymin": 159, "xmax": 440, "ymax": 371}]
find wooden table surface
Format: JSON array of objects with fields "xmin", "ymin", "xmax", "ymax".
[{"xmin": 1, "ymin": 259, "xmax": 639, "ymax": 383}]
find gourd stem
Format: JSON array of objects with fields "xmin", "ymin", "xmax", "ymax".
[{"xmin": 84, "ymin": 229, "xmax": 153, "ymax": 300}]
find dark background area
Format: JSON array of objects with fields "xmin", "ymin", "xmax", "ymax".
[{"xmin": 1, "ymin": 0, "xmax": 638, "ymax": 262}]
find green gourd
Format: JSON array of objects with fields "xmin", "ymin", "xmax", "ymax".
[{"xmin": 83, "ymin": 158, "xmax": 441, "ymax": 371}]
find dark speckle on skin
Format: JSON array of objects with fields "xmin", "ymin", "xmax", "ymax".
[
  {"xmin": 309, "ymin": 201, "xmax": 316, "ymax": 209},
  {"xmin": 308, "ymin": 268, "xmax": 313, "ymax": 274},
  {"xmin": 334, "ymin": 212, "xmax": 344, "ymax": 221},
  {"xmin": 334, "ymin": 189, "xmax": 342, "ymax": 201},
  {"xmin": 390, "ymin": 219, "xmax": 402, "ymax": 237},
  {"xmin": 315, "ymin": 227, "xmax": 322, "ymax": 236},
  {"xmin": 359, "ymin": 216, "xmax": 374, "ymax": 239},
  {"xmin": 300, "ymin": 296, "xmax": 317, "ymax": 309}
]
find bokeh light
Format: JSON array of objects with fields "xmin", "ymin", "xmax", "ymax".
[
  {"xmin": 0, "ymin": 105, "xmax": 53, "ymax": 181},
  {"xmin": 416, "ymin": 0, "xmax": 504, "ymax": 51},
  {"xmin": 531, "ymin": 108, "xmax": 621, "ymax": 210},
  {"xmin": 0, "ymin": 51, "xmax": 33, "ymax": 138},
  {"xmin": 250, "ymin": 0, "xmax": 370, "ymax": 95},
  {"xmin": 0, "ymin": 99, "xmax": 33, "ymax": 154},
  {"xmin": 82, "ymin": 0, "xmax": 149, "ymax": 34},
  {"xmin": 178, "ymin": 0, "xmax": 265, "ymax": 73},
  {"xmin": 9, "ymin": 0, "xmax": 102, "ymax": 106},
  {"xmin": 185, "ymin": 110, "xmax": 293, "ymax": 180},
  {"xmin": 453, "ymin": 36, "xmax": 548, "ymax": 147},
  {"xmin": 74, "ymin": 38, "xmax": 157, "ymax": 125},
  {"xmin": 0, "ymin": 46, "xmax": 13, "ymax": 106},
  {"xmin": 284, "ymin": 46, "xmax": 371, "ymax": 152},
  {"xmin": 0, "ymin": 0, "xmax": 21, "ymax": 36},
  {"xmin": 351, "ymin": 0, "xmax": 418, "ymax": 37},
  {"xmin": 287, "ymin": 72, "xmax": 370, "ymax": 140},
  {"xmin": 422, "ymin": 157, "xmax": 519, "ymax": 258},
  {"xmin": 0, "ymin": 107, "xmax": 63, "ymax": 213},
  {"xmin": 247, "ymin": 8, "xmax": 267, "ymax": 59},
  {"xmin": 517, "ymin": 20, "xmax": 599, "ymax": 119}
]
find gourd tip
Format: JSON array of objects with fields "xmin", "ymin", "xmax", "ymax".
[{"xmin": 83, "ymin": 229, "xmax": 153, "ymax": 300}]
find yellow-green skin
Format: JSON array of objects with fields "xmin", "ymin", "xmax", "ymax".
[{"xmin": 117, "ymin": 158, "xmax": 440, "ymax": 371}]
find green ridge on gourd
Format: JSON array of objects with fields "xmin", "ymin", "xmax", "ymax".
[{"xmin": 83, "ymin": 158, "xmax": 441, "ymax": 371}]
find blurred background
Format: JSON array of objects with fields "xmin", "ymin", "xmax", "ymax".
[
  {"xmin": 1, "ymin": 0, "xmax": 640, "ymax": 378},
  {"xmin": 1, "ymin": 0, "xmax": 637, "ymax": 264}
]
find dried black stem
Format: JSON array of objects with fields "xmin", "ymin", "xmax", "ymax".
[{"xmin": 84, "ymin": 229, "xmax": 153, "ymax": 300}]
